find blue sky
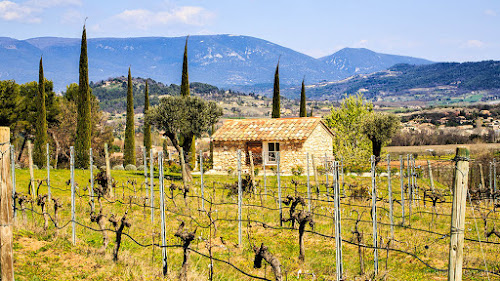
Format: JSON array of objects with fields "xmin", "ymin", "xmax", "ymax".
[{"xmin": 0, "ymin": 0, "xmax": 499, "ymax": 62}]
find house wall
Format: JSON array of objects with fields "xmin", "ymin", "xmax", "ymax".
[{"xmin": 212, "ymin": 124, "xmax": 334, "ymax": 175}]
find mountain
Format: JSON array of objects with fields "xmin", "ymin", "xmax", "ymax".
[
  {"xmin": 0, "ymin": 35, "xmax": 431, "ymax": 91},
  {"xmin": 295, "ymin": 61, "xmax": 500, "ymax": 105},
  {"xmin": 319, "ymin": 48, "xmax": 432, "ymax": 78}
]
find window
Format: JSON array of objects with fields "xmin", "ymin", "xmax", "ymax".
[{"xmin": 267, "ymin": 142, "xmax": 280, "ymax": 164}]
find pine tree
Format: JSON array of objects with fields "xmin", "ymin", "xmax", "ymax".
[
  {"xmin": 34, "ymin": 56, "xmax": 48, "ymax": 167},
  {"xmin": 299, "ymin": 79, "xmax": 307, "ymax": 117},
  {"xmin": 143, "ymin": 81, "xmax": 151, "ymax": 157},
  {"xmin": 271, "ymin": 61, "xmax": 280, "ymax": 118},
  {"xmin": 75, "ymin": 24, "xmax": 91, "ymax": 169},
  {"xmin": 124, "ymin": 67, "xmax": 136, "ymax": 166},
  {"xmin": 180, "ymin": 36, "xmax": 190, "ymax": 98}
]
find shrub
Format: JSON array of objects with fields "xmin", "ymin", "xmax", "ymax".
[
  {"xmin": 165, "ymin": 160, "xmax": 181, "ymax": 173},
  {"xmin": 291, "ymin": 165, "xmax": 304, "ymax": 176},
  {"xmin": 137, "ymin": 165, "xmax": 145, "ymax": 171},
  {"xmin": 125, "ymin": 164, "xmax": 137, "ymax": 171},
  {"xmin": 112, "ymin": 165, "xmax": 124, "ymax": 171},
  {"xmin": 316, "ymin": 165, "xmax": 326, "ymax": 175},
  {"xmin": 226, "ymin": 166, "xmax": 235, "ymax": 176}
]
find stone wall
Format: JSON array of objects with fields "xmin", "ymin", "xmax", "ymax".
[{"xmin": 212, "ymin": 123, "xmax": 334, "ymax": 175}]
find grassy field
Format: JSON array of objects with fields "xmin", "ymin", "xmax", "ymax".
[{"xmin": 10, "ymin": 163, "xmax": 500, "ymax": 280}]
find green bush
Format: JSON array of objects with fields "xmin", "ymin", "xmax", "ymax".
[{"xmin": 291, "ymin": 165, "xmax": 303, "ymax": 176}]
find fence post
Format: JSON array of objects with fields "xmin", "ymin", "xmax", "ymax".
[
  {"xmin": 277, "ymin": 152, "xmax": 282, "ymax": 227},
  {"xmin": 104, "ymin": 143, "xmax": 112, "ymax": 197},
  {"xmin": 249, "ymin": 151, "xmax": 256, "ymax": 195},
  {"xmin": 312, "ymin": 155, "xmax": 319, "ymax": 196},
  {"xmin": 341, "ymin": 156, "xmax": 345, "ymax": 197},
  {"xmin": 333, "ymin": 161, "xmax": 343, "ymax": 281},
  {"xmin": 179, "ymin": 148, "xmax": 188, "ymax": 189},
  {"xmin": 150, "ymin": 149, "xmax": 154, "ymax": 224},
  {"xmin": 447, "ymin": 147, "xmax": 470, "ymax": 281},
  {"xmin": 408, "ymin": 154, "xmax": 412, "ymax": 226},
  {"xmin": 143, "ymin": 146, "xmax": 147, "ymax": 195},
  {"xmin": 70, "ymin": 146, "xmax": 76, "ymax": 245},
  {"xmin": 479, "ymin": 163, "xmax": 485, "ymax": 191},
  {"xmin": 370, "ymin": 155, "xmax": 378, "ymax": 276},
  {"xmin": 262, "ymin": 150, "xmax": 267, "ymax": 195},
  {"xmin": 89, "ymin": 148, "xmax": 94, "ymax": 210},
  {"xmin": 494, "ymin": 159, "xmax": 497, "ymax": 195},
  {"xmin": 237, "ymin": 149, "xmax": 242, "ymax": 248},
  {"xmin": 0, "ymin": 127, "xmax": 14, "ymax": 281},
  {"xmin": 158, "ymin": 151, "xmax": 168, "ymax": 276},
  {"xmin": 428, "ymin": 160, "xmax": 435, "ymax": 192},
  {"xmin": 10, "ymin": 145, "xmax": 16, "ymax": 219},
  {"xmin": 325, "ymin": 153, "xmax": 329, "ymax": 200},
  {"xmin": 387, "ymin": 154, "xmax": 394, "ymax": 239},
  {"xmin": 27, "ymin": 140, "xmax": 35, "ymax": 199},
  {"xmin": 200, "ymin": 150, "xmax": 204, "ymax": 210},
  {"xmin": 46, "ymin": 143, "xmax": 51, "ymax": 201},
  {"xmin": 399, "ymin": 155, "xmax": 405, "ymax": 226},
  {"xmin": 489, "ymin": 162, "xmax": 493, "ymax": 202},
  {"xmin": 306, "ymin": 153, "xmax": 311, "ymax": 211}
]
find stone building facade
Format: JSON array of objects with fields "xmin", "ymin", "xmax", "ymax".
[{"xmin": 211, "ymin": 117, "xmax": 334, "ymax": 174}]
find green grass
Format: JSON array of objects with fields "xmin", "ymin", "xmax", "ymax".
[{"xmin": 10, "ymin": 166, "xmax": 500, "ymax": 280}]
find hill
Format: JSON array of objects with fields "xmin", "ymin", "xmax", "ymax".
[
  {"xmin": 0, "ymin": 35, "xmax": 431, "ymax": 91},
  {"xmin": 295, "ymin": 60, "xmax": 500, "ymax": 105}
]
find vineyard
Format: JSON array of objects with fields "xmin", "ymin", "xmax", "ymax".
[{"xmin": 5, "ymin": 146, "xmax": 500, "ymax": 281}]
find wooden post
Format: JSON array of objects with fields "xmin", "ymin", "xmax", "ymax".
[
  {"xmin": 104, "ymin": 143, "xmax": 112, "ymax": 197},
  {"xmin": 387, "ymin": 154, "xmax": 394, "ymax": 239},
  {"xmin": 428, "ymin": 160, "xmax": 435, "ymax": 192},
  {"xmin": 262, "ymin": 150, "xmax": 267, "ymax": 195},
  {"xmin": 143, "ymin": 146, "xmax": 147, "ymax": 195},
  {"xmin": 371, "ymin": 155, "xmax": 378, "ymax": 275},
  {"xmin": 10, "ymin": 145, "xmax": 16, "ymax": 219},
  {"xmin": 0, "ymin": 127, "xmax": 14, "ymax": 281},
  {"xmin": 479, "ymin": 163, "xmax": 485, "ymax": 191},
  {"xmin": 249, "ymin": 151, "xmax": 255, "ymax": 195},
  {"xmin": 447, "ymin": 147, "xmax": 470, "ymax": 281},
  {"xmin": 46, "ymin": 143, "xmax": 51, "ymax": 201},
  {"xmin": 27, "ymin": 140, "xmax": 35, "ymax": 199}
]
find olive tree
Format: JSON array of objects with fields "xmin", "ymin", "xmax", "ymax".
[
  {"xmin": 361, "ymin": 112, "xmax": 400, "ymax": 165},
  {"xmin": 146, "ymin": 96, "xmax": 223, "ymax": 180}
]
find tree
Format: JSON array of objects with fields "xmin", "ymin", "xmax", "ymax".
[
  {"xmin": 0, "ymin": 80, "xmax": 20, "ymax": 127},
  {"xmin": 124, "ymin": 67, "xmax": 136, "ymax": 166},
  {"xmin": 179, "ymin": 36, "xmax": 196, "ymax": 168},
  {"xmin": 324, "ymin": 94, "xmax": 373, "ymax": 169},
  {"xmin": 146, "ymin": 96, "xmax": 223, "ymax": 181},
  {"xmin": 76, "ymin": 24, "xmax": 92, "ymax": 169},
  {"xmin": 34, "ymin": 56, "xmax": 48, "ymax": 167},
  {"xmin": 299, "ymin": 79, "xmax": 306, "ymax": 117},
  {"xmin": 272, "ymin": 61, "xmax": 280, "ymax": 118},
  {"xmin": 361, "ymin": 112, "xmax": 400, "ymax": 164},
  {"xmin": 143, "ymin": 81, "xmax": 152, "ymax": 157}
]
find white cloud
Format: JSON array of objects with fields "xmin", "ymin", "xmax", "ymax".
[
  {"xmin": 0, "ymin": 0, "xmax": 80, "ymax": 23},
  {"xmin": 112, "ymin": 6, "xmax": 215, "ymax": 30},
  {"xmin": 354, "ymin": 39, "xmax": 369, "ymax": 48},
  {"xmin": 464, "ymin": 39, "xmax": 485, "ymax": 48},
  {"xmin": 0, "ymin": 1, "xmax": 39, "ymax": 23},
  {"xmin": 484, "ymin": 9, "xmax": 497, "ymax": 16}
]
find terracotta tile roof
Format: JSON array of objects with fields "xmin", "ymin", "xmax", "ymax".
[{"xmin": 212, "ymin": 117, "xmax": 332, "ymax": 142}]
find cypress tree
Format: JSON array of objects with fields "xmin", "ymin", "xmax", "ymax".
[
  {"xmin": 271, "ymin": 61, "xmax": 280, "ymax": 118},
  {"xmin": 34, "ymin": 56, "xmax": 48, "ymax": 167},
  {"xmin": 180, "ymin": 36, "xmax": 196, "ymax": 167},
  {"xmin": 124, "ymin": 67, "xmax": 136, "ymax": 166},
  {"xmin": 75, "ymin": 24, "xmax": 91, "ymax": 169},
  {"xmin": 180, "ymin": 36, "xmax": 190, "ymax": 97},
  {"xmin": 299, "ymin": 79, "xmax": 307, "ymax": 117},
  {"xmin": 143, "ymin": 81, "xmax": 151, "ymax": 157}
]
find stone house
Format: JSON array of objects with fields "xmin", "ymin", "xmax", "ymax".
[{"xmin": 211, "ymin": 117, "xmax": 334, "ymax": 174}]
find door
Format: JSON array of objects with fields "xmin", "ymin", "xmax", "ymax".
[{"xmin": 246, "ymin": 141, "xmax": 263, "ymax": 165}]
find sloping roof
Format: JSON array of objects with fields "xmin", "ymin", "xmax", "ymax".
[{"xmin": 212, "ymin": 117, "xmax": 334, "ymax": 142}]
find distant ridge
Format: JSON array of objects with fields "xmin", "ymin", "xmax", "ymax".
[{"xmin": 0, "ymin": 35, "xmax": 432, "ymax": 91}]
